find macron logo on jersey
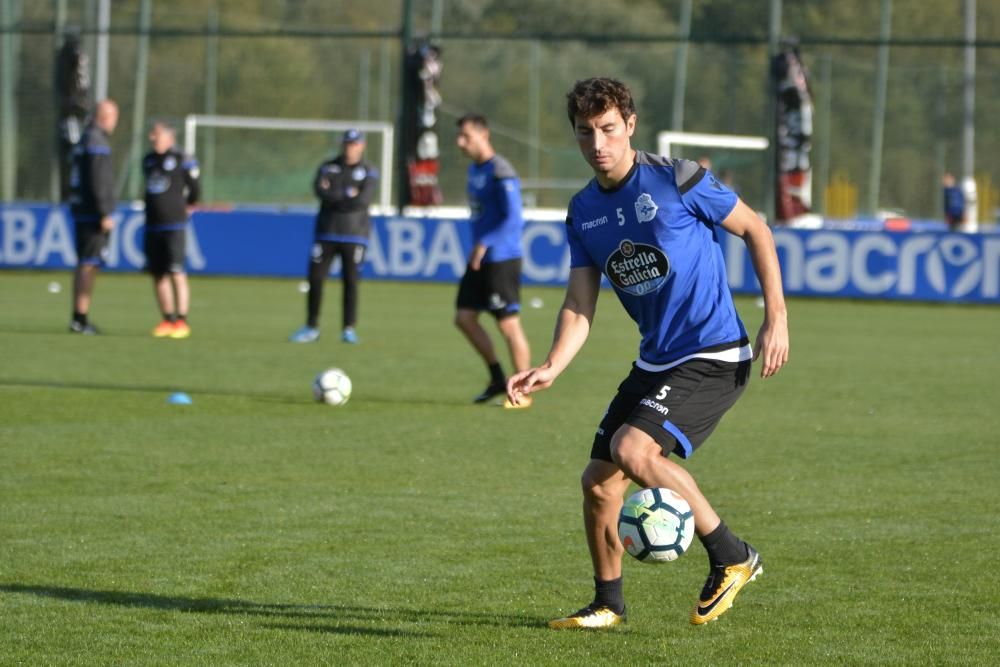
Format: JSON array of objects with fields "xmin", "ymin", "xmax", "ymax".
[
  {"xmin": 635, "ymin": 193, "xmax": 658, "ymax": 223},
  {"xmin": 581, "ymin": 215, "xmax": 609, "ymax": 230}
]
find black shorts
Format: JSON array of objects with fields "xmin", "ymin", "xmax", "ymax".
[
  {"xmin": 591, "ymin": 358, "xmax": 751, "ymax": 462},
  {"xmin": 310, "ymin": 241, "xmax": 365, "ymax": 270},
  {"xmin": 144, "ymin": 228, "xmax": 187, "ymax": 275},
  {"xmin": 75, "ymin": 222, "xmax": 110, "ymax": 266},
  {"xmin": 455, "ymin": 258, "xmax": 522, "ymax": 319}
]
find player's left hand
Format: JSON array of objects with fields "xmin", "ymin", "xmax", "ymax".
[
  {"xmin": 468, "ymin": 244, "xmax": 487, "ymax": 271},
  {"xmin": 99, "ymin": 215, "xmax": 114, "ymax": 233},
  {"xmin": 752, "ymin": 312, "xmax": 789, "ymax": 378}
]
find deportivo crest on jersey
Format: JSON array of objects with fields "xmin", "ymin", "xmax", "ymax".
[
  {"xmin": 163, "ymin": 156, "xmax": 177, "ymax": 171},
  {"xmin": 352, "ymin": 166, "xmax": 367, "ymax": 181},
  {"xmin": 635, "ymin": 192, "xmax": 658, "ymax": 223},
  {"xmin": 605, "ymin": 239, "xmax": 670, "ymax": 296},
  {"xmin": 146, "ymin": 175, "xmax": 170, "ymax": 194}
]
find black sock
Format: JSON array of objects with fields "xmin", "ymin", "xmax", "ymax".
[
  {"xmin": 593, "ymin": 577, "xmax": 625, "ymax": 614},
  {"xmin": 698, "ymin": 520, "xmax": 749, "ymax": 566},
  {"xmin": 488, "ymin": 362, "xmax": 505, "ymax": 385},
  {"xmin": 176, "ymin": 314, "xmax": 186, "ymax": 323},
  {"xmin": 165, "ymin": 312, "xmax": 177, "ymax": 323},
  {"xmin": 73, "ymin": 311, "xmax": 87, "ymax": 325}
]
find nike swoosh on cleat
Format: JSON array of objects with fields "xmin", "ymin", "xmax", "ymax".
[{"xmin": 697, "ymin": 581, "xmax": 737, "ymax": 616}]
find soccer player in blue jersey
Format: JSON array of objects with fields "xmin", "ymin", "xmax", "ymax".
[
  {"xmin": 507, "ymin": 78, "xmax": 789, "ymax": 628},
  {"xmin": 455, "ymin": 113, "xmax": 532, "ymax": 406}
]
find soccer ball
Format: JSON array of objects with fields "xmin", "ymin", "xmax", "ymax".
[
  {"xmin": 312, "ymin": 368, "xmax": 352, "ymax": 406},
  {"xmin": 618, "ymin": 487, "xmax": 695, "ymax": 563}
]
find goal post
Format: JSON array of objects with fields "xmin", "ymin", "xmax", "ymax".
[
  {"xmin": 657, "ymin": 131, "xmax": 769, "ymax": 156},
  {"xmin": 183, "ymin": 114, "xmax": 394, "ymax": 211},
  {"xmin": 657, "ymin": 131, "xmax": 770, "ymax": 214}
]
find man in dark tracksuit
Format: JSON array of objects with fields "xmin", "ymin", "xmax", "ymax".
[
  {"xmin": 68, "ymin": 99, "xmax": 119, "ymax": 334},
  {"xmin": 289, "ymin": 129, "xmax": 378, "ymax": 344},
  {"xmin": 143, "ymin": 121, "xmax": 200, "ymax": 339}
]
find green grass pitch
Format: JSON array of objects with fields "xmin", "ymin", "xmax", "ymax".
[{"xmin": 1, "ymin": 270, "xmax": 998, "ymax": 665}]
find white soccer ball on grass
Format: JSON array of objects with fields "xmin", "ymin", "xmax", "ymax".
[{"xmin": 312, "ymin": 368, "xmax": 352, "ymax": 406}]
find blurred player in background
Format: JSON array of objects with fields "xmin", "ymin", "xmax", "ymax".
[
  {"xmin": 942, "ymin": 171, "xmax": 965, "ymax": 231},
  {"xmin": 143, "ymin": 121, "xmax": 200, "ymax": 339},
  {"xmin": 454, "ymin": 113, "xmax": 532, "ymax": 406},
  {"xmin": 68, "ymin": 99, "xmax": 118, "ymax": 334},
  {"xmin": 508, "ymin": 78, "xmax": 789, "ymax": 628},
  {"xmin": 290, "ymin": 129, "xmax": 378, "ymax": 344}
]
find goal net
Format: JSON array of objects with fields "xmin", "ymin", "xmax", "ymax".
[
  {"xmin": 657, "ymin": 131, "xmax": 769, "ymax": 212},
  {"xmin": 183, "ymin": 115, "xmax": 394, "ymax": 211}
]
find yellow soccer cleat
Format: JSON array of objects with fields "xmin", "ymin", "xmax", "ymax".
[
  {"xmin": 169, "ymin": 321, "xmax": 191, "ymax": 339},
  {"xmin": 690, "ymin": 546, "xmax": 762, "ymax": 625},
  {"xmin": 152, "ymin": 320, "xmax": 175, "ymax": 338},
  {"xmin": 548, "ymin": 605, "xmax": 626, "ymax": 630}
]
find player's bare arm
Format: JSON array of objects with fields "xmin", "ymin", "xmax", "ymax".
[
  {"xmin": 507, "ymin": 266, "xmax": 600, "ymax": 403},
  {"xmin": 720, "ymin": 198, "xmax": 789, "ymax": 378}
]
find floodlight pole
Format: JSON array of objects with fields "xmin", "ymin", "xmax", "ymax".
[
  {"xmin": 815, "ymin": 54, "xmax": 833, "ymax": 215},
  {"xmin": 867, "ymin": 0, "xmax": 891, "ymax": 217},
  {"xmin": 528, "ymin": 40, "xmax": 541, "ymax": 187},
  {"xmin": 51, "ymin": 0, "xmax": 69, "ymax": 202},
  {"xmin": 126, "ymin": 0, "xmax": 152, "ymax": 201},
  {"xmin": 396, "ymin": 0, "xmax": 415, "ymax": 212},
  {"xmin": 670, "ymin": 0, "xmax": 692, "ymax": 132},
  {"xmin": 93, "ymin": 0, "xmax": 109, "ymax": 101},
  {"xmin": 764, "ymin": 0, "xmax": 781, "ymax": 225},
  {"xmin": 961, "ymin": 0, "xmax": 977, "ymax": 231},
  {"xmin": 203, "ymin": 8, "xmax": 219, "ymax": 202},
  {"xmin": 0, "ymin": 0, "xmax": 20, "ymax": 201}
]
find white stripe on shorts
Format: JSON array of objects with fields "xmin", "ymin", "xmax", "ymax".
[{"xmin": 635, "ymin": 344, "xmax": 753, "ymax": 373}]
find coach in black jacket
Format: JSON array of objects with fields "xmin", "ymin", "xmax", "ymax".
[
  {"xmin": 289, "ymin": 129, "xmax": 378, "ymax": 344},
  {"xmin": 68, "ymin": 99, "xmax": 118, "ymax": 334}
]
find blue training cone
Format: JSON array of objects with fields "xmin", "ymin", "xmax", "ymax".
[{"xmin": 167, "ymin": 392, "xmax": 193, "ymax": 405}]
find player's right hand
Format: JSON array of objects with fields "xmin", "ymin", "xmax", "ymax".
[
  {"xmin": 99, "ymin": 215, "xmax": 114, "ymax": 232},
  {"xmin": 506, "ymin": 365, "xmax": 556, "ymax": 406}
]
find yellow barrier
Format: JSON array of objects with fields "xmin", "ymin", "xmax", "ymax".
[
  {"xmin": 825, "ymin": 171, "xmax": 858, "ymax": 219},
  {"xmin": 975, "ymin": 173, "xmax": 997, "ymax": 224}
]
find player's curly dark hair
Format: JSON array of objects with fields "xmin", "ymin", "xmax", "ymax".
[{"xmin": 566, "ymin": 77, "xmax": 636, "ymax": 127}]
